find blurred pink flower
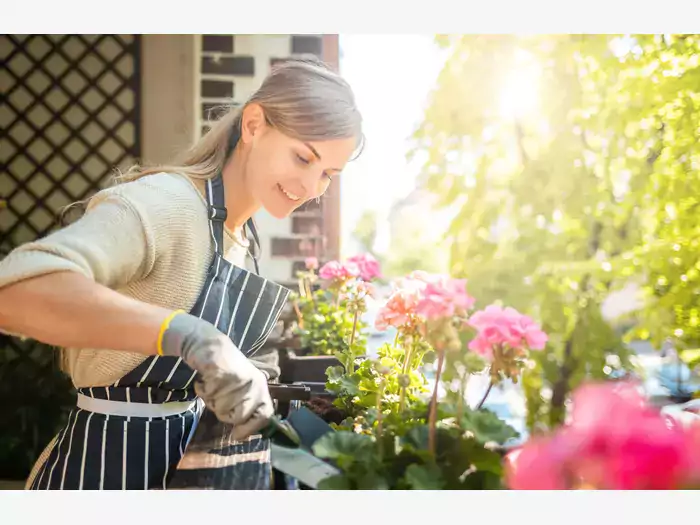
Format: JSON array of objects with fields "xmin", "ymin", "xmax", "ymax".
[
  {"xmin": 347, "ymin": 253, "xmax": 382, "ymax": 281},
  {"xmin": 318, "ymin": 260, "xmax": 360, "ymax": 281},
  {"xmin": 305, "ymin": 257, "xmax": 318, "ymax": 271},
  {"xmin": 396, "ymin": 270, "xmax": 446, "ymax": 291},
  {"xmin": 467, "ymin": 304, "xmax": 547, "ymax": 353},
  {"xmin": 504, "ymin": 435, "xmax": 570, "ymax": 490},
  {"xmin": 506, "ymin": 382, "xmax": 700, "ymax": 490},
  {"xmin": 355, "ymin": 281, "xmax": 376, "ymax": 298},
  {"xmin": 376, "ymin": 271, "xmax": 476, "ymax": 331},
  {"xmin": 415, "ymin": 279, "xmax": 475, "ymax": 320},
  {"xmin": 375, "ymin": 288, "xmax": 421, "ymax": 331},
  {"xmin": 466, "ymin": 331, "xmax": 497, "ymax": 359}
]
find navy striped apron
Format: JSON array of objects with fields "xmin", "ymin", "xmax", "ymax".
[{"xmin": 29, "ymin": 171, "xmax": 290, "ymax": 490}]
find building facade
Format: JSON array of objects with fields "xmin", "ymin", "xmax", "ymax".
[{"xmin": 1, "ymin": 34, "xmax": 342, "ymax": 288}]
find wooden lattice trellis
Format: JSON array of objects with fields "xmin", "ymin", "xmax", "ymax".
[
  {"xmin": 0, "ymin": 34, "xmax": 141, "ymax": 480},
  {"xmin": 1, "ymin": 34, "xmax": 141, "ymax": 256}
]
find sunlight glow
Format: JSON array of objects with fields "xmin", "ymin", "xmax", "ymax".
[{"xmin": 498, "ymin": 51, "xmax": 541, "ymax": 119}]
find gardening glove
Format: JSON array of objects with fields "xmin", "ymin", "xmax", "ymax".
[{"xmin": 159, "ymin": 311, "xmax": 274, "ymax": 441}]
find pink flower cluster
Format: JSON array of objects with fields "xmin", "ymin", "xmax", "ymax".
[
  {"xmin": 375, "ymin": 288, "xmax": 422, "ymax": 331},
  {"xmin": 375, "ymin": 271, "xmax": 476, "ymax": 330},
  {"xmin": 506, "ymin": 382, "xmax": 700, "ymax": 490},
  {"xmin": 347, "ymin": 253, "xmax": 382, "ymax": 282},
  {"xmin": 467, "ymin": 304, "xmax": 548, "ymax": 358},
  {"xmin": 317, "ymin": 253, "xmax": 382, "ymax": 283},
  {"xmin": 318, "ymin": 260, "xmax": 360, "ymax": 281}
]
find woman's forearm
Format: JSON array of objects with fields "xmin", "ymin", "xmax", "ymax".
[{"xmin": 0, "ymin": 271, "xmax": 173, "ymax": 355}]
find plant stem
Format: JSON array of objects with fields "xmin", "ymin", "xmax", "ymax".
[
  {"xmin": 376, "ymin": 379, "xmax": 385, "ymax": 459},
  {"xmin": 456, "ymin": 372, "xmax": 468, "ymax": 427},
  {"xmin": 334, "ymin": 285, "xmax": 342, "ymax": 308},
  {"xmin": 292, "ymin": 301, "xmax": 304, "ymax": 329},
  {"xmin": 398, "ymin": 336, "xmax": 414, "ymax": 413},
  {"xmin": 476, "ymin": 379, "xmax": 494, "ymax": 410},
  {"xmin": 345, "ymin": 309, "xmax": 359, "ymax": 373},
  {"xmin": 428, "ymin": 347, "xmax": 446, "ymax": 457},
  {"xmin": 305, "ymin": 278, "xmax": 314, "ymax": 304},
  {"xmin": 349, "ymin": 309, "xmax": 359, "ymax": 348},
  {"xmin": 402, "ymin": 340, "xmax": 413, "ymax": 374}
]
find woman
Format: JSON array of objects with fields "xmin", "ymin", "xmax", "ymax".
[{"xmin": 0, "ymin": 59, "xmax": 362, "ymax": 490}]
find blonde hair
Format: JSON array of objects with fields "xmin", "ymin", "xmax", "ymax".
[{"xmin": 117, "ymin": 58, "xmax": 363, "ymax": 185}]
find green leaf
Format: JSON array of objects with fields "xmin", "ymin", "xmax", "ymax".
[
  {"xmin": 317, "ymin": 474, "xmax": 352, "ymax": 490},
  {"xmin": 404, "ymin": 463, "xmax": 446, "ymax": 490},
  {"xmin": 466, "ymin": 445, "xmax": 503, "ymax": 475},
  {"xmin": 356, "ymin": 473, "xmax": 390, "ymax": 490},
  {"xmin": 460, "ymin": 408, "xmax": 518, "ymax": 445},
  {"xmin": 404, "ymin": 425, "xmax": 430, "ymax": 450},
  {"xmin": 325, "ymin": 366, "xmax": 345, "ymax": 381},
  {"xmin": 312, "ymin": 431, "xmax": 375, "ymax": 462},
  {"xmin": 422, "ymin": 350, "xmax": 437, "ymax": 365}
]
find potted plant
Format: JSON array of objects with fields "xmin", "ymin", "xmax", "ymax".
[
  {"xmin": 301, "ymin": 269, "xmax": 700, "ymax": 490},
  {"xmin": 307, "ymin": 270, "xmax": 549, "ymax": 489},
  {"xmin": 278, "ymin": 253, "xmax": 381, "ymax": 386}
]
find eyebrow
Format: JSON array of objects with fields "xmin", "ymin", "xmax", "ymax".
[{"xmin": 303, "ymin": 142, "xmax": 342, "ymax": 172}]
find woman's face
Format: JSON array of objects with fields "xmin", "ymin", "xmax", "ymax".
[{"xmin": 240, "ymin": 104, "xmax": 358, "ymax": 219}]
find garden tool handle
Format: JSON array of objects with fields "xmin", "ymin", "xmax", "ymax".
[{"xmin": 268, "ymin": 383, "xmax": 312, "ymax": 402}]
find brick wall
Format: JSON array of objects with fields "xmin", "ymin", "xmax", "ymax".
[{"xmin": 198, "ymin": 34, "xmax": 340, "ymax": 287}]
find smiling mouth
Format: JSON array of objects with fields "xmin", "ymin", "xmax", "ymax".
[{"xmin": 277, "ymin": 183, "xmax": 301, "ymax": 202}]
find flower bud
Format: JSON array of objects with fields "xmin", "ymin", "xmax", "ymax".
[
  {"xmin": 375, "ymin": 362, "xmax": 392, "ymax": 376},
  {"xmin": 447, "ymin": 337, "xmax": 462, "ymax": 353}
]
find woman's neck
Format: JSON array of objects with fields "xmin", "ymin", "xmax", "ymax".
[{"xmin": 221, "ymin": 147, "xmax": 261, "ymax": 231}]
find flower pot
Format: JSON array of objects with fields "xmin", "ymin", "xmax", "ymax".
[
  {"xmin": 278, "ymin": 348, "xmax": 369, "ymax": 384},
  {"xmin": 278, "ymin": 349, "xmax": 342, "ymax": 384}
]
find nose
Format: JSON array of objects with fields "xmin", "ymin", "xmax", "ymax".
[
  {"xmin": 297, "ymin": 173, "xmax": 325, "ymax": 200},
  {"xmin": 310, "ymin": 170, "xmax": 335, "ymax": 199}
]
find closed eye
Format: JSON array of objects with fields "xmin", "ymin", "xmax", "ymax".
[{"xmin": 295, "ymin": 151, "xmax": 338, "ymax": 181}]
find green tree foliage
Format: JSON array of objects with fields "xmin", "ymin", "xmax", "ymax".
[
  {"xmin": 412, "ymin": 34, "xmax": 700, "ymax": 430},
  {"xmin": 352, "ymin": 209, "xmax": 379, "ymax": 255}
]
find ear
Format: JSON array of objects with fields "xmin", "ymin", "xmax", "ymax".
[{"xmin": 240, "ymin": 103, "xmax": 267, "ymax": 144}]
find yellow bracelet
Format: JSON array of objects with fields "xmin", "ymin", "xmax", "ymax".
[{"xmin": 157, "ymin": 310, "xmax": 186, "ymax": 356}]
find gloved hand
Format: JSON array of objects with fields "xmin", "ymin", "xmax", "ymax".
[{"xmin": 159, "ymin": 311, "xmax": 274, "ymax": 441}]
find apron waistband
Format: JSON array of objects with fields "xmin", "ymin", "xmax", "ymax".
[{"xmin": 76, "ymin": 393, "xmax": 199, "ymax": 418}]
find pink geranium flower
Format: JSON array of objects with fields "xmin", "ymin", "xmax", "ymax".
[
  {"xmin": 375, "ymin": 288, "xmax": 421, "ymax": 331},
  {"xmin": 305, "ymin": 257, "xmax": 319, "ymax": 271},
  {"xmin": 415, "ymin": 278, "xmax": 475, "ymax": 320},
  {"xmin": 347, "ymin": 253, "xmax": 382, "ymax": 282},
  {"xmin": 375, "ymin": 271, "xmax": 475, "ymax": 331},
  {"xmin": 318, "ymin": 260, "xmax": 360, "ymax": 281},
  {"xmin": 506, "ymin": 382, "xmax": 700, "ymax": 490},
  {"xmin": 467, "ymin": 304, "xmax": 547, "ymax": 355},
  {"xmin": 355, "ymin": 281, "xmax": 376, "ymax": 298}
]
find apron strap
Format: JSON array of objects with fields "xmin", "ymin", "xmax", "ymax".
[
  {"xmin": 204, "ymin": 122, "xmax": 262, "ymax": 274},
  {"xmin": 245, "ymin": 217, "xmax": 261, "ymax": 275},
  {"xmin": 205, "ymin": 174, "xmax": 227, "ymax": 258},
  {"xmin": 205, "ymin": 176, "xmax": 261, "ymax": 275}
]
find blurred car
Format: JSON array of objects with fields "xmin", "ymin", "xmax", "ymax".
[{"xmin": 660, "ymin": 398, "xmax": 700, "ymax": 429}]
